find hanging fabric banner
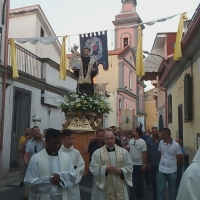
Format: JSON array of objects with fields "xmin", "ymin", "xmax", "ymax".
[
  {"xmin": 10, "ymin": 38, "xmax": 19, "ymax": 78},
  {"xmin": 79, "ymin": 31, "xmax": 109, "ymax": 70},
  {"xmin": 59, "ymin": 36, "xmax": 68, "ymax": 80},
  {"xmin": 136, "ymin": 25, "xmax": 145, "ymax": 77},
  {"xmin": 15, "ymin": 36, "xmax": 59, "ymax": 45},
  {"xmin": 173, "ymin": 13, "xmax": 188, "ymax": 60}
]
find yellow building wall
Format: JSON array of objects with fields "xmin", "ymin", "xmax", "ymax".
[
  {"xmin": 95, "ymin": 55, "xmax": 119, "ymax": 126},
  {"xmin": 168, "ymin": 58, "xmax": 200, "ymax": 162},
  {"xmin": 145, "ymin": 100, "xmax": 157, "ymax": 130}
]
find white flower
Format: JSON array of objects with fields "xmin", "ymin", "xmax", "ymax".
[
  {"xmin": 76, "ymin": 98, "xmax": 81, "ymax": 102},
  {"xmin": 94, "ymin": 100, "xmax": 99, "ymax": 104},
  {"xmin": 99, "ymin": 91, "xmax": 103, "ymax": 95}
]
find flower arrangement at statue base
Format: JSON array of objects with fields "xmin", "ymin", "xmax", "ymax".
[{"xmin": 58, "ymin": 91, "xmax": 112, "ymax": 131}]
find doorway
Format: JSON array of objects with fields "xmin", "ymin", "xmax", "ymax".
[{"xmin": 10, "ymin": 87, "xmax": 31, "ymax": 170}]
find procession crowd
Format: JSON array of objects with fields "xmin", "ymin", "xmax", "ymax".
[{"xmin": 17, "ymin": 126, "xmax": 187, "ymax": 200}]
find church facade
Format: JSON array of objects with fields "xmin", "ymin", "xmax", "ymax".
[{"xmin": 95, "ymin": 0, "xmax": 146, "ymax": 128}]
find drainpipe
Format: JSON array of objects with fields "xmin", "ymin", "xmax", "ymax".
[
  {"xmin": 160, "ymin": 86, "xmax": 168, "ymax": 128},
  {"xmin": 0, "ymin": 0, "xmax": 10, "ymax": 151}
]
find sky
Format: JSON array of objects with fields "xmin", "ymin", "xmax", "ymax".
[{"xmin": 10, "ymin": 0, "xmax": 200, "ymax": 91}]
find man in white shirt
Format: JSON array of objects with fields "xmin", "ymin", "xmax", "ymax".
[
  {"xmin": 157, "ymin": 128, "xmax": 182, "ymax": 200},
  {"xmin": 60, "ymin": 129, "xmax": 85, "ymax": 200},
  {"xmin": 128, "ymin": 127, "xmax": 147, "ymax": 200},
  {"xmin": 24, "ymin": 128, "xmax": 76, "ymax": 200}
]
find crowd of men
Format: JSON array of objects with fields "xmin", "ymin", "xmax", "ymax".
[{"xmin": 17, "ymin": 126, "xmax": 199, "ymax": 200}]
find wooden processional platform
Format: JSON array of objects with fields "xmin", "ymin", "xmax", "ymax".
[{"xmin": 73, "ymin": 131, "xmax": 95, "ymax": 175}]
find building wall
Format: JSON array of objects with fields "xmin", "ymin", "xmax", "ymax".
[
  {"xmin": 9, "ymin": 14, "xmax": 37, "ymax": 55},
  {"xmin": 123, "ymin": 52, "xmax": 137, "ymax": 94},
  {"xmin": 35, "ymin": 16, "xmax": 60, "ymax": 63},
  {"xmin": 145, "ymin": 88, "xmax": 157, "ymax": 131},
  {"xmin": 0, "ymin": 80, "xmax": 67, "ymax": 179},
  {"xmin": 166, "ymin": 33, "xmax": 176, "ymax": 55},
  {"xmin": 9, "ymin": 12, "xmax": 60, "ymax": 63},
  {"xmin": 43, "ymin": 63, "xmax": 77, "ymax": 89},
  {"xmin": 157, "ymin": 84, "xmax": 167, "ymax": 129},
  {"xmin": 95, "ymin": 55, "xmax": 119, "ymax": 127},
  {"xmin": 115, "ymin": 25, "xmax": 135, "ymax": 49},
  {"xmin": 117, "ymin": 92, "xmax": 137, "ymax": 126},
  {"xmin": 167, "ymin": 57, "xmax": 200, "ymax": 162},
  {"xmin": 0, "ymin": 0, "xmax": 9, "ymax": 65}
]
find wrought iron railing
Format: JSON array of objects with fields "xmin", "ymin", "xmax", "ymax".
[{"xmin": 8, "ymin": 40, "xmax": 42, "ymax": 79}]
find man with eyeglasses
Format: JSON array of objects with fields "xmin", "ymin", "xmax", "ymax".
[
  {"xmin": 24, "ymin": 128, "xmax": 76, "ymax": 200},
  {"xmin": 24, "ymin": 126, "xmax": 45, "ymax": 166},
  {"xmin": 128, "ymin": 127, "xmax": 147, "ymax": 200}
]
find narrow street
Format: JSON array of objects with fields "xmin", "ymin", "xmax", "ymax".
[{"xmin": 0, "ymin": 176, "xmax": 168, "ymax": 200}]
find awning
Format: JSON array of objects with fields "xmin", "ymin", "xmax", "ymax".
[{"xmin": 141, "ymin": 34, "xmax": 167, "ymax": 81}]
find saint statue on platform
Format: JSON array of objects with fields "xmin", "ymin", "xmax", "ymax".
[
  {"xmin": 70, "ymin": 45, "xmax": 81, "ymax": 70},
  {"xmin": 73, "ymin": 47, "xmax": 97, "ymax": 96}
]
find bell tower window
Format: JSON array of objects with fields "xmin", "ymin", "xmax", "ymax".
[{"xmin": 123, "ymin": 38, "xmax": 128, "ymax": 48}]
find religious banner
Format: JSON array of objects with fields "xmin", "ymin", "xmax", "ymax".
[
  {"xmin": 121, "ymin": 110, "xmax": 134, "ymax": 131},
  {"xmin": 79, "ymin": 31, "xmax": 109, "ymax": 70}
]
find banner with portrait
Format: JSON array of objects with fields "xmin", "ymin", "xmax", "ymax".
[
  {"xmin": 121, "ymin": 110, "xmax": 134, "ymax": 131},
  {"xmin": 79, "ymin": 31, "xmax": 109, "ymax": 70}
]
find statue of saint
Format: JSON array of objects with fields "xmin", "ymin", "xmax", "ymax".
[
  {"xmin": 73, "ymin": 47, "xmax": 97, "ymax": 96},
  {"xmin": 70, "ymin": 44, "xmax": 81, "ymax": 70}
]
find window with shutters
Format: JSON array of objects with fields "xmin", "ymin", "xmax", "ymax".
[
  {"xmin": 168, "ymin": 94, "xmax": 172, "ymax": 123},
  {"xmin": 119, "ymin": 98, "xmax": 122, "ymax": 110},
  {"xmin": 184, "ymin": 73, "xmax": 192, "ymax": 121}
]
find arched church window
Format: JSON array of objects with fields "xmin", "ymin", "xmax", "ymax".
[
  {"xmin": 129, "ymin": 71, "xmax": 133, "ymax": 90},
  {"xmin": 123, "ymin": 38, "xmax": 128, "ymax": 48}
]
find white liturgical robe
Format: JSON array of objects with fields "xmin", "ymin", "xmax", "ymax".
[
  {"xmin": 60, "ymin": 145, "xmax": 85, "ymax": 200},
  {"xmin": 89, "ymin": 144, "xmax": 133, "ymax": 200},
  {"xmin": 24, "ymin": 149, "xmax": 76, "ymax": 200},
  {"xmin": 176, "ymin": 147, "xmax": 200, "ymax": 200}
]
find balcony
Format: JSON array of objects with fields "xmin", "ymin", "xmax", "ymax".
[
  {"xmin": 0, "ymin": 40, "xmax": 77, "ymax": 96},
  {"xmin": 8, "ymin": 40, "xmax": 42, "ymax": 79}
]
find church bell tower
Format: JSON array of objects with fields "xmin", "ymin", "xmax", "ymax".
[{"xmin": 113, "ymin": 0, "xmax": 143, "ymax": 49}]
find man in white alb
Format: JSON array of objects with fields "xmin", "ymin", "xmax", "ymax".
[
  {"xmin": 176, "ymin": 147, "xmax": 200, "ymax": 200},
  {"xmin": 60, "ymin": 129, "xmax": 85, "ymax": 200},
  {"xmin": 24, "ymin": 128, "xmax": 76, "ymax": 200},
  {"xmin": 89, "ymin": 131, "xmax": 133, "ymax": 200}
]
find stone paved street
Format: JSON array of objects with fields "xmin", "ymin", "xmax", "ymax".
[{"xmin": 0, "ymin": 175, "xmax": 169, "ymax": 200}]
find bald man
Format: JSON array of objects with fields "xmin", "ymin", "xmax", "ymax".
[{"xmin": 89, "ymin": 131, "xmax": 133, "ymax": 200}]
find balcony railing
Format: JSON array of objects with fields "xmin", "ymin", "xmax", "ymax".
[{"xmin": 8, "ymin": 40, "xmax": 42, "ymax": 79}]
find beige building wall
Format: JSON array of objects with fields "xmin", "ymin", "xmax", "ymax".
[
  {"xmin": 168, "ymin": 57, "xmax": 200, "ymax": 163},
  {"xmin": 145, "ymin": 88, "xmax": 157, "ymax": 131}
]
